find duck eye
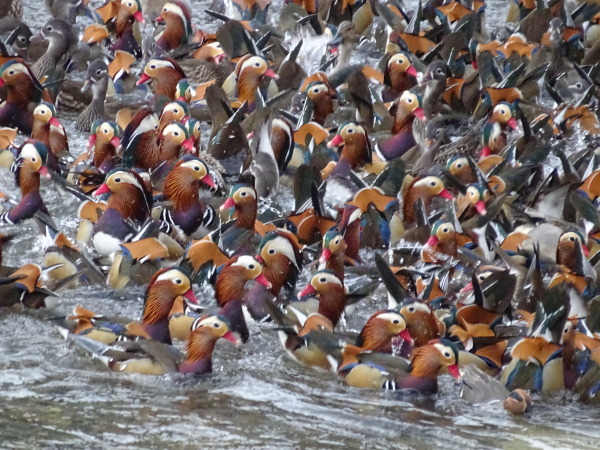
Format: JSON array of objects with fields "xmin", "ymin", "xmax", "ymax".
[
  {"xmin": 319, "ymin": 277, "xmax": 326, "ymax": 283},
  {"xmin": 478, "ymin": 275, "xmax": 485, "ymax": 281},
  {"xmin": 103, "ymin": 128, "xmax": 109, "ymax": 134},
  {"xmin": 442, "ymin": 228, "xmax": 448, "ymax": 233},
  {"xmin": 8, "ymin": 70, "xmax": 14, "ymax": 75},
  {"xmin": 407, "ymin": 98, "xmax": 413, "ymax": 103},
  {"xmin": 240, "ymin": 192, "xmax": 247, "ymax": 197},
  {"xmin": 268, "ymin": 249, "xmax": 275, "ymax": 255},
  {"xmin": 150, "ymin": 65, "xmax": 156, "ymax": 70},
  {"xmin": 576, "ymin": 82, "xmax": 582, "ymax": 89},
  {"xmin": 18, "ymin": 36, "xmax": 26, "ymax": 43},
  {"xmin": 248, "ymin": 264, "xmax": 255, "ymax": 270},
  {"xmin": 174, "ymin": 131, "xmax": 179, "ymax": 136},
  {"xmin": 569, "ymin": 236, "xmax": 575, "ymax": 242},
  {"xmin": 398, "ymin": 58, "xmax": 404, "ymax": 64},
  {"xmin": 96, "ymin": 70, "xmax": 102, "ymax": 75},
  {"xmin": 430, "ymin": 181, "xmax": 436, "ymax": 187},
  {"xmin": 175, "ymin": 278, "xmax": 182, "ymax": 284},
  {"xmin": 437, "ymin": 68, "xmax": 443, "ymax": 74},
  {"xmin": 254, "ymin": 62, "xmax": 261, "ymax": 68},
  {"xmin": 444, "ymin": 351, "xmax": 451, "ymax": 358},
  {"xmin": 31, "ymin": 157, "xmax": 37, "ymax": 162},
  {"xmin": 346, "ymin": 128, "xmax": 354, "ymax": 134},
  {"xmin": 456, "ymin": 163, "xmax": 462, "ymax": 168},
  {"xmin": 46, "ymin": 26, "xmax": 53, "ymax": 32},
  {"xmin": 213, "ymin": 323, "xmax": 220, "ymax": 328},
  {"xmin": 193, "ymin": 165, "xmax": 200, "ymax": 171},
  {"xmin": 392, "ymin": 319, "xmax": 400, "ymax": 324},
  {"xmin": 408, "ymin": 306, "xmax": 415, "ymax": 313},
  {"xmin": 334, "ymin": 239, "xmax": 340, "ymax": 245},
  {"xmin": 114, "ymin": 177, "xmax": 121, "ymax": 183},
  {"xmin": 500, "ymin": 109, "xmax": 506, "ymax": 115}
]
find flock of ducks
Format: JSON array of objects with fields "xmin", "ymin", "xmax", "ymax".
[{"xmin": 1, "ymin": 0, "xmax": 600, "ymax": 416}]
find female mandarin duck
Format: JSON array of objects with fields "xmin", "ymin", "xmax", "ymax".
[
  {"xmin": 137, "ymin": 58, "xmax": 187, "ymax": 100},
  {"xmin": 0, "ymin": 60, "xmax": 53, "ymax": 134},
  {"xmin": 159, "ymin": 155, "xmax": 216, "ymax": 238},
  {"xmin": 87, "ymin": 120, "xmax": 122, "ymax": 174},
  {"xmin": 480, "ymin": 102, "xmax": 519, "ymax": 158},
  {"xmin": 30, "ymin": 18, "xmax": 77, "ymax": 83},
  {"xmin": 75, "ymin": 59, "xmax": 110, "ymax": 133},
  {"xmin": 326, "ymin": 121, "xmax": 372, "ymax": 177},
  {"xmin": 297, "ymin": 270, "xmax": 347, "ymax": 328},
  {"xmin": 154, "ymin": 1, "xmax": 192, "ymax": 53},
  {"xmin": 382, "ymin": 51, "xmax": 419, "ymax": 102},
  {"xmin": 90, "ymin": 169, "xmax": 152, "ymax": 256},
  {"xmin": 0, "ymin": 140, "xmax": 51, "ymax": 225},
  {"xmin": 31, "ymin": 102, "xmax": 69, "ymax": 173},
  {"xmin": 68, "ymin": 315, "xmax": 238, "ymax": 376},
  {"xmin": 226, "ymin": 54, "xmax": 279, "ymax": 109}
]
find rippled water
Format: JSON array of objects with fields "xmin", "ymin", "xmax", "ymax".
[{"xmin": 1, "ymin": 0, "xmax": 599, "ymax": 448}]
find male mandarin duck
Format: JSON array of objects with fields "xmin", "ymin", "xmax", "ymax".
[
  {"xmin": 137, "ymin": 57, "xmax": 186, "ymax": 99},
  {"xmin": 457, "ymin": 184, "xmax": 491, "ymax": 219},
  {"xmin": 67, "ymin": 314, "xmax": 239, "ymax": 375},
  {"xmin": 255, "ymin": 230, "xmax": 303, "ymax": 297},
  {"xmin": 297, "ymin": 270, "xmax": 347, "ymax": 328},
  {"xmin": 304, "ymin": 81, "xmax": 335, "ymax": 126},
  {"xmin": 154, "ymin": 1, "xmax": 192, "ymax": 53},
  {"xmin": 399, "ymin": 300, "xmax": 445, "ymax": 348},
  {"xmin": 376, "ymin": 91, "xmax": 426, "ymax": 162},
  {"xmin": 0, "ymin": 59, "xmax": 53, "ymax": 134},
  {"xmin": 400, "ymin": 175, "xmax": 454, "ymax": 227},
  {"xmin": 31, "ymin": 102, "xmax": 69, "ymax": 173},
  {"xmin": 86, "ymin": 120, "xmax": 122, "ymax": 174},
  {"xmin": 88, "ymin": 169, "xmax": 152, "ymax": 256},
  {"xmin": 421, "ymin": 220, "xmax": 474, "ymax": 265},
  {"xmin": 104, "ymin": 0, "xmax": 144, "ymax": 58},
  {"xmin": 480, "ymin": 102, "xmax": 519, "ymax": 157},
  {"xmin": 75, "ymin": 59, "xmax": 110, "ymax": 133},
  {"xmin": 0, "ymin": 140, "xmax": 51, "ymax": 225},
  {"xmin": 158, "ymin": 155, "xmax": 216, "ymax": 238},
  {"xmin": 356, "ymin": 309, "xmax": 414, "ymax": 355},
  {"xmin": 225, "ymin": 54, "xmax": 279, "ymax": 108},
  {"xmin": 326, "ymin": 121, "xmax": 372, "ymax": 177},
  {"xmin": 158, "ymin": 100, "xmax": 189, "ymax": 133},
  {"xmin": 446, "ymin": 156, "xmax": 476, "ymax": 185},
  {"xmin": 382, "ymin": 52, "xmax": 419, "ymax": 102},
  {"xmin": 318, "ymin": 228, "xmax": 348, "ymax": 281},
  {"xmin": 218, "ymin": 183, "xmax": 262, "ymax": 253}
]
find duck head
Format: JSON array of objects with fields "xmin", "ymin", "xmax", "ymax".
[
  {"xmin": 357, "ymin": 310, "xmax": 413, "ymax": 353},
  {"xmin": 118, "ymin": 0, "xmax": 144, "ymax": 25},
  {"xmin": 410, "ymin": 339, "xmax": 461, "ymax": 381},
  {"xmin": 215, "ymin": 254, "xmax": 271, "ymax": 306},
  {"xmin": 220, "ymin": 184, "xmax": 257, "ymax": 229},
  {"xmin": 319, "ymin": 228, "xmax": 347, "ymax": 265},
  {"xmin": 159, "ymin": 100, "xmax": 189, "ymax": 130},
  {"xmin": 33, "ymin": 102, "xmax": 62, "ymax": 129},
  {"xmin": 327, "ymin": 121, "xmax": 368, "ymax": 149},
  {"xmin": 298, "ymin": 270, "xmax": 346, "ymax": 327},
  {"xmin": 399, "ymin": 300, "xmax": 443, "ymax": 347},
  {"xmin": 465, "ymin": 184, "xmax": 490, "ymax": 215},
  {"xmin": 93, "ymin": 169, "xmax": 152, "ymax": 221},
  {"xmin": 256, "ymin": 231, "xmax": 302, "ymax": 295},
  {"xmin": 164, "ymin": 155, "xmax": 216, "ymax": 207},
  {"xmin": 398, "ymin": 91, "xmax": 425, "ymax": 120},
  {"xmin": 88, "ymin": 120, "xmax": 121, "ymax": 151},
  {"xmin": 387, "ymin": 51, "xmax": 419, "ymax": 79},
  {"xmin": 446, "ymin": 156, "xmax": 475, "ymax": 185},
  {"xmin": 557, "ymin": 230, "xmax": 590, "ymax": 269},
  {"xmin": 234, "ymin": 54, "xmax": 278, "ymax": 104},
  {"xmin": 82, "ymin": 59, "xmax": 109, "ymax": 93},
  {"xmin": 15, "ymin": 140, "xmax": 50, "ymax": 187},
  {"xmin": 30, "ymin": 18, "xmax": 77, "ymax": 56},
  {"xmin": 490, "ymin": 102, "xmax": 518, "ymax": 130},
  {"xmin": 426, "ymin": 220, "xmax": 456, "ymax": 247},
  {"xmin": 154, "ymin": 1, "xmax": 192, "ymax": 51},
  {"xmin": 137, "ymin": 58, "xmax": 186, "ymax": 98},
  {"xmin": 0, "ymin": 18, "xmax": 32, "ymax": 57}
]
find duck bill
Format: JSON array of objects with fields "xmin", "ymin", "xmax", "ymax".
[
  {"xmin": 136, "ymin": 73, "xmax": 151, "ymax": 85},
  {"xmin": 399, "ymin": 329, "xmax": 414, "ymax": 346},
  {"xmin": 222, "ymin": 330, "xmax": 242, "ymax": 346},
  {"xmin": 438, "ymin": 188, "xmax": 453, "ymax": 200},
  {"xmin": 30, "ymin": 32, "xmax": 46, "ymax": 43},
  {"xmin": 319, "ymin": 249, "xmax": 332, "ymax": 264},
  {"xmin": 506, "ymin": 117, "xmax": 518, "ymax": 130},
  {"xmin": 81, "ymin": 79, "xmax": 92, "ymax": 92},
  {"xmin": 298, "ymin": 284, "xmax": 317, "ymax": 298},
  {"xmin": 480, "ymin": 146, "xmax": 491, "ymax": 157},
  {"xmin": 49, "ymin": 117, "xmax": 62, "ymax": 128},
  {"xmin": 38, "ymin": 166, "xmax": 51, "ymax": 179},
  {"xmin": 447, "ymin": 363, "xmax": 461, "ymax": 381},
  {"xmin": 0, "ymin": 78, "xmax": 5, "ymax": 88},
  {"xmin": 219, "ymin": 197, "xmax": 236, "ymax": 211},
  {"xmin": 201, "ymin": 174, "xmax": 216, "ymax": 189},
  {"xmin": 183, "ymin": 289, "xmax": 199, "ymax": 305},
  {"xmin": 582, "ymin": 244, "xmax": 590, "ymax": 257},
  {"xmin": 413, "ymin": 107, "xmax": 426, "ymax": 121},
  {"xmin": 460, "ymin": 281, "xmax": 473, "ymax": 293},
  {"xmin": 255, "ymin": 254, "xmax": 265, "ymax": 264},
  {"xmin": 263, "ymin": 68, "xmax": 279, "ymax": 80},
  {"xmin": 154, "ymin": 15, "xmax": 164, "ymax": 24},
  {"xmin": 255, "ymin": 274, "xmax": 272, "ymax": 289},
  {"xmin": 110, "ymin": 136, "xmax": 121, "ymax": 147},
  {"xmin": 406, "ymin": 65, "xmax": 419, "ymax": 77},
  {"xmin": 133, "ymin": 11, "xmax": 144, "ymax": 23},
  {"xmin": 426, "ymin": 235, "xmax": 439, "ymax": 247},
  {"xmin": 475, "ymin": 201, "xmax": 487, "ymax": 215},
  {"xmin": 327, "ymin": 134, "xmax": 344, "ymax": 148},
  {"xmin": 87, "ymin": 134, "xmax": 97, "ymax": 150},
  {"xmin": 182, "ymin": 137, "xmax": 195, "ymax": 152},
  {"xmin": 93, "ymin": 183, "xmax": 111, "ymax": 196}
]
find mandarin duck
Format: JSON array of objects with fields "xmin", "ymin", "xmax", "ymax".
[
  {"xmin": 66, "ymin": 314, "xmax": 239, "ymax": 375},
  {"xmin": 0, "ymin": 59, "xmax": 53, "ymax": 133},
  {"xmin": 297, "ymin": 270, "xmax": 347, "ymax": 328},
  {"xmin": 30, "ymin": 18, "xmax": 77, "ymax": 83},
  {"xmin": 400, "ymin": 175, "xmax": 454, "ymax": 227},
  {"xmin": 154, "ymin": 1, "xmax": 192, "ymax": 53},
  {"xmin": 326, "ymin": 121, "xmax": 372, "ymax": 177},
  {"xmin": 224, "ymin": 54, "xmax": 279, "ymax": 109},
  {"xmin": 0, "ymin": 140, "xmax": 51, "ymax": 225},
  {"xmin": 157, "ymin": 155, "xmax": 216, "ymax": 238},
  {"xmin": 75, "ymin": 59, "xmax": 110, "ymax": 133},
  {"xmin": 137, "ymin": 57, "xmax": 187, "ymax": 99},
  {"xmin": 108, "ymin": 0, "xmax": 144, "ymax": 58},
  {"xmin": 382, "ymin": 51, "xmax": 419, "ymax": 102},
  {"xmin": 218, "ymin": 183, "xmax": 261, "ymax": 253},
  {"xmin": 318, "ymin": 228, "xmax": 348, "ymax": 281},
  {"xmin": 86, "ymin": 120, "xmax": 122, "ymax": 174},
  {"xmin": 480, "ymin": 102, "xmax": 519, "ymax": 157},
  {"xmin": 31, "ymin": 101, "xmax": 69, "ymax": 173},
  {"xmin": 86, "ymin": 169, "xmax": 153, "ymax": 256},
  {"xmin": 304, "ymin": 80, "xmax": 335, "ymax": 126}
]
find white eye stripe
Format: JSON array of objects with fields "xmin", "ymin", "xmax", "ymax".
[
  {"xmin": 156, "ymin": 269, "xmax": 187, "ymax": 283},
  {"xmin": 312, "ymin": 273, "xmax": 342, "ymax": 287},
  {"xmin": 232, "ymin": 255, "xmax": 262, "ymax": 270}
]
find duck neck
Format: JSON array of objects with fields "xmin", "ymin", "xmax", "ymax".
[
  {"xmin": 180, "ymin": 329, "xmax": 217, "ymax": 374},
  {"xmin": 409, "ymin": 346, "xmax": 441, "ymax": 378},
  {"xmin": 163, "ymin": 171, "xmax": 199, "ymax": 210},
  {"xmin": 263, "ymin": 255, "xmax": 293, "ymax": 295},
  {"xmin": 317, "ymin": 286, "xmax": 346, "ymax": 327},
  {"xmin": 215, "ymin": 267, "xmax": 247, "ymax": 306},
  {"xmin": 91, "ymin": 76, "xmax": 108, "ymax": 109},
  {"xmin": 234, "ymin": 201, "xmax": 257, "ymax": 229},
  {"xmin": 7, "ymin": 77, "xmax": 37, "ymax": 105},
  {"xmin": 358, "ymin": 320, "xmax": 393, "ymax": 352},
  {"xmin": 19, "ymin": 168, "xmax": 40, "ymax": 197},
  {"xmin": 237, "ymin": 72, "xmax": 263, "ymax": 104},
  {"xmin": 156, "ymin": 69, "xmax": 182, "ymax": 98},
  {"xmin": 107, "ymin": 185, "xmax": 149, "ymax": 221}
]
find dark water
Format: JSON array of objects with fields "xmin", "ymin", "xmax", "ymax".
[{"xmin": 1, "ymin": 1, "xmax": 599, "ymax": 448}]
